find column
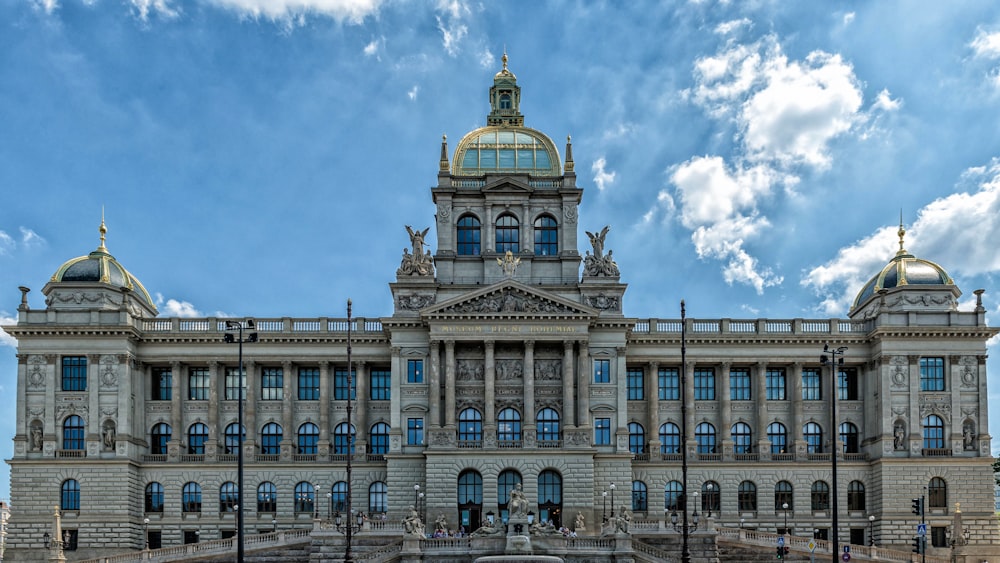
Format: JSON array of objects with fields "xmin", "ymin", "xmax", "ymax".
[
  {"xmin": 88, "ymin": 354, "xmax": 101, "ymax": 450},
  {"xmin": 718, "ymin": 361, "xmax": 732, "ymax": 459},
  {"xmin": 318, "ymin": 361, "xmax": 330, "ymax": 443},
  {"xmin": 444, "ymin": 340, "xmax": 456, "ymax": 427},
  {"xmin": 390, "ymin": 348, "xmax": 403, "ymax": 429},
  {"xmin": 282, "ymin": 361, "xmax": 294, "ymax": 457},
  {"xmin": 170, "ymin": 361, "xmax": 183, "ymax": 449},
  {"xmin": 562, "ymin": 341, "xmax": 576, "ymax": 428},
  {"xmin": 577, "ymin": 342, "xmax": 590, "ymax": 428},
  {"xmin": 754, "ymin": 361, "xmax": 770, "ymax": 457},
  {"xmin": 523, "ymin": 341, "xmax": 536, "ymax": 442},
  {"xmin": 646, "ymin": 361, "xmax": 659, "ymax": 451},
  {"xmin": 484, "ymin": 341, "xmax": 496, "ymax": 426},
  {"xmin": 790, "ymin": 362, "xmax": 804, "ymax": 456},
  {"xmin": 429, "ymin": 341, "xmax": 441, "ymax": 428},
  {"xmin": 245, "ymin": 359, "xmax": 257, "ymax": 444},
  {"xmin": 355, "ymin": 361, "xmax": 369, "ymax": 452},
  {"xmin": 683, "ymin": 363, "xmax": 695, "ymax": 444},
  {"xmin": 206, "ymin": 361, "xmax": 220, "ymax": 457}
]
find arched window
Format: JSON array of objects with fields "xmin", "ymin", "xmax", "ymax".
[
  {"xmin": 495, "ymin": 214, "xmax": 519, "ymax": 253},
  {"xmin": 497, "ymin": 470, "xmax": 522, "ymax": 523},
  {"xmin": 498, "ymin": 408, "xmax": 522, "ymax": 442},
  {"xmin": 298, "ymin": 422, "xmax": 319, "ymax": 454},
  {"xmin": 847, "ymin": 481, "xmax": 865, "ymax": 511},
  {"xmin": 538, "ymin": 470, "xmax": 563, "ymax": 526},
  {"xmin": 701, "ymin": 481, "xmax": 721, "ymax": 515},
  {"xmin": 257, "ymin": 482, "xmax": 277, "ymax": 513},
  {"xmin": 628, "ymin": 422, "xmax": 646, "ymax": 454},
  {"xmin": 810, "ymin": 481, "xmax": 830, "ymax": 511},
  {"xmin": 536, "ymin": 408, "xmax": 560, "ymax": 444},
  {"xmin": 61, "ymin": 479, "xmax": 80, "ymax": 511},
  {"xmin": 150, "ymin": 423, "xmax": 171, "ymax": 455},
  {"xmin": 63, "ymin": 415, "xmax": 85, "ymax": 450},
  {"xmin": 664, "ymin": 481, "xmax": 683, "ymax": 511},
  {"xmin": 369, "ymin": 422, "xmax": 390, "ymax": 455},
  {"xmin": 187, "ymin": 422, "xmax": 208, "ymax": 455},
  {"xmin": 534, "ymin": 216, "xmax": 558, "ymax": 256},
  {"xmin": 695, "ymin": 422, "xmax": 716, "ymax": 454},
  {"xmin": 804, "ymin": 422, "xmax": 824, "ymax": 454},
  {"xmin": 839, "ymin": 422, "xmax": 860, "ymax": 454},
  {"xmin": 294, "ymin": 482, "xmax": 315, "ymax": 513},
  {"xmin": 331, "ymin": 481, "xmax": 348, "ymax": 513},
  {"xmin": 499, "ymin": 93, "xmax": 512, "ymax": 109},
  {"xmin": 731, "ymin": 422, "xmax": 753, "ymax": 454},
  {"xmin": 223, "ymin": 422, "xmax": 245, "ymax": 455},
  {"xmin": 182, "ymin": 482, "xmax": 202, "ymax": 513},
  {"xmin": 333, "ymin": 422, "xmax": 356, "ymax": 455},
  {"xmin": 260, "ymin": 422, "xmax": 282, "ymax": 455},
  {"xmin": 774, "ymin": 481, "xmax": 793, "ymax": 511},
  {"xmin": 458, "ymin": 470, "xmax": 484, "ymax": 529},
  {"xmin": 928, "ymin": 477, "xmax": 947, "ymax": 508},
  {"xmin": 632, "ymin": 480, "xmax": 648, "ymax": 512},
  {"xmin": 145, "ymin": 482, "xmax": 164, "ymax": 513},
  {"xmin": 458, "ymin": 408, "xmax": 483, "ymax": 443},
  {"xmin": 457, "ymin": 215, "xmax": 481, "ymax": 256},
  {"xmin": 923, "ymin": 415, "xmax": 945, "ymax": 449},
  {"xmin": 738, "ymin": 481, "xmax": 757, "ymax": 512},
  {"xmin": 369, "ymin": 481, "xmax": 388, "ymax": 514},
  {"xmin": 660, "ymin": 422, "xmax": 681, "ymax": 454},
  {"xmin": 219, "ymin": 481, "xmax": 238, "ymax": 512},
  {"xmin": 767, "ymin": 422, "xmax": 787, "ymax": 454}
]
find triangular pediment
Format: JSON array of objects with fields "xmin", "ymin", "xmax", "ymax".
[
  {"xmin": 422, "ymin": 280, "xmax": 596, "ymax": 319},
  {"xmin": 483, "ymin": 176, "xmax": 532, "ymax": 192}
]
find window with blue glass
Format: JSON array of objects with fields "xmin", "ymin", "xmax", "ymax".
[
  {"xmin": 219, "ymin": 482, "xmax": 238, "ymax": 512},
  {"xmin": 457, "ymin": 215, "xmax": 481, "ymax": 256},
  {"xmin": 151, "ymin": 367, "xmax": 172, "ymax": 400},
  {"xmin": 594, "ymin": 417, "xmax": 611, "ymax": 445},
  {"xmin": 188, "ymin": 368, "xmax": 209, "ymax": 400},
  {"xmin": 774, "ymin": 481, "xmax": 793, "ymax": 511},
  {"xmin": 334, "ymin": 422, "xmax": 356, "ymax": 455},
  {"xmin": 257, "ymin": 482, "xmax": 277, "ymax": 513},
  {"xmin": 369, "ymin": 422, "xmax": 389, "ymax": 455},
  {"xmin": 658, "ymin": 367, "xmax": 679, "ymax": 400},
  {"xmin": 369, "ymin": 482, "xmax": 388, "ymax": 514},
  {"xmin": 407, "ymin": 359, "xmax": 423, "ymax": 383},
  {"xmin": 498, "ymin": 470, "xmax": 522, "ymax": 523},
  {"xmin": 330, "ymin": 481, "xmax": 348, "ymax": 513},
  {"xmin": 804, "ymin": 422, "xmax": 823, "ymax": 453},
  {"xmin": 62, "ymin": 356, "xmax": 87, "ymax": 391},
  {"xmin": 594, "ymin": 359, "xmax": 610, "ymax": 384},
  {"xmin": 62, "ymin": 415, "xmax": 85, "ymax": 450},
  {"xmin": 533, "ymin": 215, "xmax": 558, "ymax": 255},
  {"xmin": 459, "ymin": 408, "xmax": 483, "ymax": 442},
  {"xmin": 627, "ymin": 367, "xmax": 644, "ymax": 400},
  {"xmin": 632, "ymin": 480, "xmax": 648, "ymax": 511},
  {"xmin": 145, "ymin": 482, "xmax": 164, "ymax": 513},
  {"xmin": 664, "ymin": 481, "xmax": 683, "ymax": 511},
  {"xmin": 730, "ymin": 368, "xmax": 751, "ymax": 400},
  {"xmin": 224, "ymin": 423, "xmax": 244, "ymax": 455},
  {"xmin": 407, "ymin": 418, "xmax": 424, "ymax": 445},
  {"xmin": 261, "ymin": 367, "xmax": 283, "ymax": 400},
  {"xmin": 187, "ymin": 422, "xmax": 208, "ymax": 454},
  {"xmin": 838, "ymin": 367, "xmax": 859, "ymax": 400},
  {"xmin": 923, "ymin": 414, "xmax": 945, "ymax": 449},
  {"xmin": 765, "ymin": 368, "xmax": 786, "ymax": 400},
  {"xmin": 260, "ymin": 422, "xmax": 282, "ymax": 455},
  {"xmin": 731, "ymin": 422, "xmax": 753, "ymax": 454},
  {"xmin": 298, "ymin": 368, "xmax": 320, "ymax": 400},
  {"xmin": 659, "ymin": 422, "xmax": 681, "ymax": 454},
  {"xmin": 802, "ymin": 368, "xmax": 822, "ymax": 400},
  {"xmin": 370, "ymin": 369, "xmax": 390, "ymax": 400},
  {"xmin": 695, "ymin": 422, "xmax": 716, "ymax": 454},
  {"xmin": 182, "ymin": 482, "xmax": 202, "ymax": 513},
  {"xmin": 334, "ymin": 368, "xmax": 357, "ymax": 400},
  {"xmin": 840, "ymin": 422, "xmax": 860, "ymax": 453},
  {"xmin": 628, "ymin": 422, "xmax": 645, "ymax": 454},
  {"xmin": 536, "ymin": 408, "xmax": 560, "ymax": 443},
  {"xmin": 294, "ymin": 482, "xmax": 315, "ymax": 514},
  {"xmin": 298, "ymin": 422, "xmax": 319, "ymax": 454},
  {"xmin": 224, "ymin": 367, "xmax": 245, "ymax": 401},
  {"xmin": 920, "ymin": 357, "xmax": 945, "ymax": 391},
  {"xmin": 150, "ymin": 423, "xmax": 171, "ymax": 455},
  {"xmin": 61, "ymin": 479, "xmax": 80, "ymax": 511},
  {"xmin": 694, "ymin": 368, "xmax": 716, "ymax": 400},
  {"xmin": 767, "ymin": 422, "xmax": 787, "ymax": 454},
  {"xmin": 498, "ymin": 408, "xmax": 521, "ymax": 441},
  {"xmin": 495, "ymin": 214, "xmax": 519, "ymax": 253},
  {"xmin": 537, "ymin": 470, "xmax": 562, "ymax": 525},
  {"xmin": 738, "ymin": 481, "xmax": 757, "ymax": 512}
]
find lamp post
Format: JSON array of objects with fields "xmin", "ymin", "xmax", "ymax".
[
  {"xmin": 602, "ymin": 490, "xmax": 608, "ymax": 523},
  {"xmin": 313, "ymin": 484, "xmax": 321, "ymax": 520},
  {"xmin": 271, "ymin": 518, "xmax": 277, "ymax": 534},
  {"xmin": 704, "ymin": 482, "xmax": 715, "ymax": 517},
  {"xmin": 609, "ymin": 483, "xmax": 616, "ymax": 518},
  {"xmin": 327, "ymin": 492, "xmax": 333, "ymax": 520},
  {"xmin": 670, "ymin": 491, "xmax": 699, "ymax": 533},
  {"xmin": 820, "ymin": 343, "xmax": 846, "ymax": 562},
  {"xmin": 868, "ymin": 514, "xmax": 875, "ymax": 546},
  {"xmin": 680, "ymin": 300, "xmax": 692, "ymax": 563},
  {"xmin": 782, "ymin": 502, "xmax": 789, "ymax": 535},
  {"xmin": 223, "ymin": 319, "xmax": 257, "ymax": 563},
  {"xmin": 344, "ymin": 300, "xmax": 359, "ymax": 561},
  {"xmin": 143, "ymin": 517, "xmax": 149, "ymax": 550}
]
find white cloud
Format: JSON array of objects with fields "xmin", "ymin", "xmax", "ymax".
[
  {"xmin": 20, "ymin": 228, "xmax": 46, "ymax": 249},
  {"xmin": 0, "ymin": 312, "xmax": 17, "ymax": 349},
  {"xmin": 155, "ymin": 293, "xmax": 204, "ymax": 317},
  {"xmin": 641, "ymin": 190, "xmax": 676, "ymax": 226},
  {"xmin": 435, "ymin": 0, "xmax": 469, "ymax": 56},
  {"xmin": 714, "ymin": 18, "xmax": 751, "ymax": 35},
  {"xmin": 30, "ymin": 0, "xmax": 59, "ymax": 14},
  {"xmin": 871, "ymin": 88, "xmax": 901, "ymax": 112},
  {"xmin": 0, "ymin": 231, "xmax": 13, "ymax": 256},
  {"xmin": 592, "ymin": 157, "xmax": 616, "ymax": 191},
  {"xmin": 363, "ymin": 36, "xmax": 384, "ymax": 59},
  {"xmin": 971, "ymin": 29, "xmax": 1000, "ymax": 59},
  {"xmin": 601, "ymin": 122, "xmax": 635, "ymax": 141},
  {"xmin": 128, "ymin": 0, "xmax": 179, "ymax": 21},
  {"xmin": 207, "ymin": 0, "xmax": 383, "ymax": 23},
  {"xmin": 407, "ymin": 85, "xmax": 419, "ymax": 101},
  {"xmin": 478, "ymin": 49, "xmax": 495, "ymax": 69},
  {"xmin": 842, "ymin": 12, "xmax": 855, "ymax": 26}
]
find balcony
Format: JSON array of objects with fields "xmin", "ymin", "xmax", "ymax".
[
  {"xmin": 56, "ymin": 450, "xmax": 86, "ymax": 459},
  {"xmin": 922, "ymin": 448, "xmax": 952, "ymax": 457}
]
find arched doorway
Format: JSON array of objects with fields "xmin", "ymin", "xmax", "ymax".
[
  {"xmin": 537, "ymin": 469, "xmax": 562, "ymax": 527},
  {"xmin": 458, "ymin": 469, "xmax": 484, "ymax": 530},
  {"xmin": 497, "ymin": 469, "xmax": 523, "ymax": 524}
]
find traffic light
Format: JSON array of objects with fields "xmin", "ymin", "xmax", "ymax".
[
  {"xmin": 784, "ymin": 546, "xmax": 790, "ymax": 555},
  {"xmin": 777, "ymin": 546, "xmax": 784, "ymax": 559},
  {"xmin": 912, "ymin": 536, "xmax": 924, "ymax": 554},
  {"xmin": 911, "ymin": 497, "xmax": 923, "ymax": 516}
]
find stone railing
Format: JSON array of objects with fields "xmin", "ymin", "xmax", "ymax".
[
  {"xmin": 76, "ymin": 529, "xmax": 311, "ymax": 563},
  {"xmin": 716, "ymin": 526, "xmax": 949, "ymax": 562}
]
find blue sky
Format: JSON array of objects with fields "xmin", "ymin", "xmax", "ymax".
[{"xmin": 2, "ymin": 0, "xmax": 1000, "ymax": 501}]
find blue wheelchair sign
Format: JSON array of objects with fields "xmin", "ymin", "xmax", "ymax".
[{"xmin": 777, "ymin": 536, "xmax": 785, "ymax": 547}]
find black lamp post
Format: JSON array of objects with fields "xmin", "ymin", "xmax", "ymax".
[
  {"xmin": 340, "ymin": 300, "xmax": 360, "ymax": 561},
  {"xmin": 868, "ymin": 514, "xmax": 875, "ymax": 546},
  {"xmin": 327, "ymin": 492, "xmax": 333, "ymax": 520},
  {"xmin": 820, "ymin": 343, "xmax": 846, "ymax": 562},
  {"xmin": 680, "ymin": 300, "xmax": 692, "ymax": 563},
  {"xmin": 782, "ymin": 502, "xmax": 788, "ymax": 535},
  {"xmin": 609, "ymin": 482, "xmax": 616, "ymax": 518},
  {"xmin": 223, "ymin": 319, "xmax": 257, "ymax": 563},
  {"xmin": 143, "ymin": 517, "xmax": 149, "ymax": 550},
  {"xmin": 670, "ymin": 491, "xmax": 700, "ymax": 533},
  {"xmin": 602, "ymin": 490, "xmax": 607, "ymax": 523}
]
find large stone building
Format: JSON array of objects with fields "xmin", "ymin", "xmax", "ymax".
[{"xmin": 4, "ymin": 57, "xmax": 1000, "ymax": 561}]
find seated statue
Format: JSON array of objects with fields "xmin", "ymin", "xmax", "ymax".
[
  {"xmin": 470, "ymin": 520, "xmax": 504, "ymax": 538},
  {"xmin": 402, "ymin": 506, "xmax": 425, "ymax": 537}
]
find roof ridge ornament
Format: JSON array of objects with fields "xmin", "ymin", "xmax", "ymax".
[
  {"xmin": 98, "ymin": 207, "xmax": 108, "ymax": 253},
  {"xmin": 896, "ymin": 210, "xmax": 907, "ymax": 256}
]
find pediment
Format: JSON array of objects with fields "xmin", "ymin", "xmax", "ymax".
[
  {"xmin": 483, "ymin": 176, "xmax": 532, "ymax": 192},
  {"xmin": 422, "ymin": 280, "xmax": 596, "ymax": 319}
]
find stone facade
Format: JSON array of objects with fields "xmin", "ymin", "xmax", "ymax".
[{"xmin": 5, "ymin": 58, "xmax": 1000, "ymax": 563}]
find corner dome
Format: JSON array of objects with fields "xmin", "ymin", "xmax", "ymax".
[
  {"xmin": 851, "ymin": 224, "xmax": 954, "ymax": 311},
  {"xmin": 49, "ymin": 220, "xmax": 157, "ymax": 313}
]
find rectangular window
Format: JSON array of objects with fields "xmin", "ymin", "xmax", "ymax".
[
  {"xmin": 766, "ymin": 368, "xmax": 786, "ymax": 400},
  {"xmin": 61, "ymin": 356, "xmax": 87, "ymax": 392},
  {"xmin": 658, "ymin": 367, "xmax": 679, "ymax": 400},
  {"xmin": 224, "ymin": 368, "xmax": 245, "ymax": 401},
  {"xmin": 151, "ymin": 367, "xmax": 172, "ymax": 401},
  {"xmin": 407, "ymin": 418, "xmax": 424, "ymax": 445},
  {"xmin": 593, "ymin": 359, "xmax": 610, "ymax": 384},
  {"xmin": 407, "ymin": 359, "xmax": 423, "ymax": 383},
  {"xmin": 594, "ymin": 418, "xmax": 611, "ymax": 445},
  {"xmin": 147, "ymin": 531, "xmax": 162, "ymax": 550},
  {"xmin": 261, "ymin": 367, "xmax": 283, "ymax": 401},
  {"xmin": 188, "ymin": 368, "xmax": 210, "ymax": 400},
  {"xmin": 920, "ymin": 357, "xmax": 945, "ymax": 391},
  {"xmin": 626, "ymin": 368, "xmax": 644, "ymax": 400},
  {"xmin": 931, "ymin": 526, "xmax": 947, "ymax": 548},
  {"xmin": 730, "ymin": 368, "xmax": 751, "ymax": 400},
  {"xmin": 298, "ymin": 368, "xmax": 320, "ymax": 400},
  {"xmin": 838, "ymin": 367, "xmax": 859, "ymax": 400},
  {"xmin": 694, "ymin": 368, "xmax": 716, "ymax": 400},
  {"xmin": 802, "ymin": 368, "xmax": 822, "ymax": 401},
  {"xmin": 63, "ymin": 530, "xmax": 78, "ymax": 551},
  {"xmin": 370, "ymin": 369, "xmax": 391, "ymax": 400},
  {"xmin": 334, "ymin": 368, "xmax": 357, "ymax": 400}
]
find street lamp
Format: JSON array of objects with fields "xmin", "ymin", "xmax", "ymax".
[
  {"xmin": 609, "ymin": 483, "xmax": 616, "ymax": 518},
  {"xmin": 223, "ymin": 318, "xmax": 257, "ymax": 563},
  {"xmin": 782, "ymin": 502, "xmax": 789, "ymax": 535},
  {"xmin": 313, "ymin": 484, "xmax": 321, "ymax": 519},
  {"xmin": 327, "ymin": 492, "xmax": 333, "ymax": 520},
  {"xmin": 670, "ymin": 491, "xmax": 700, "ymax": 532},
  {"xmin": 704, "ymin": 482, "xmax": 715, "ymax": 517},
  {"xmin": 342, "ymin": 300, "xmax": 359, "ymax": 561},
  {"xmin": 679, "ymin": 300, "xmax": 693, "ymax": 563},
  {"xmin": 868, "ymin": 515, "xmax": 875, "ymax": 546},
  {"xmin": 602, "ymin": 490, "xmax": 608, "ymax": 523},
  {"xmin": 143, "ymin": 517, "xmax": 149, "ymax": 550},
  {"xmin": 820, "ymin": 342, "xmax": 846, "ymax": 562},
  {"xmin": 271, "ymin": 518, "xmax": 277, "ymax": 533}
]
